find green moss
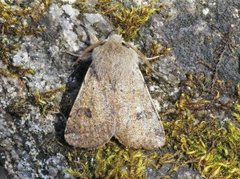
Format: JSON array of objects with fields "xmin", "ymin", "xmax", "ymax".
[
  {"xmin": 165, "ymin": 109, "xmax": 240, "ymax": 178},
  {"xmin": 33, "ymin": 86, "xmax": 65, "ymax": 115},
  {"xmin": 162, "ymin": 76, "xmax": 240, "ymax": 178},
  {"xmin": 65, "ymin": 76, "xmax": 240, "ymax": 178},
  {"xmin": 6, "ymin": 97, "xmax": 30, "ymax": 117},
  {"xmin": 75, "ymin": 0, "xmax": 160, "ymax": 40},
  {"xmin": 102, "ymin": 3, "xmax": 157, "ymax": 40},
  {"xmin": 11, "ymin": 65, "xmax": 36, "ymax": 75},
  {"xmin": 66, "ymin": 142, "xmax": 158, "ymax": 178},
  {"xmin": 94, "ymin": 143, "xmax": 157, "ymax": 178},
  {"xmin": 233, "ymin": 103, "xmax": 240, "ymax": 123},
  {"xmin": 0, "ymin": 0, "xmax": 52, "ymax": 69},
  {"xmin": 0, "ymin": 0, "xmax": 51, "ymax": 36},
  {"xmin": 150, "ymin": 41, "xmax": 171, "ymax": 58},
  {"xmin": 0, "ymin": 68, "xmax": 18, "ymax": 78}
]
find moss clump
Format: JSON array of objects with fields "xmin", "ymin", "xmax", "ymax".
[
  {"xmin": 7, "ymin": 97, "xmax": 30, "ymax": 117},
  {"xmin": 163, "ymin": 74, "xmax": 240, "ymax": 178},
  {"xmin": 0, "ymin": 68, "xmax": 18, "ymax": 78},
  {"xmin": 102, "ymin": 3, "xmax": 157, "ymax": 40},
  {"xmin": 76, "ymin": 0, "xmax": 160, "ymax": 40},
  {"xmin": 66, "ymin": 142, "xmax": 158, "ymax": 178},
  {"xmin": 150, "ymin": 41, "xmax": 171, "ymax": 58},
  {"xmin": 165, "ymin": 109, "xmax": 240, "ymax": 178},
  {"xmin": 0, "ymin": 66, "xmax": 36, "ymax": 82},
  {"xmin": 0, "ymin": 0, "xmax": 51, "ymax": 37},
  {"xmin": 233, "ymin": 103, "xmax": 240, "ymax": 123},
  {"xmin": 33, "ymin": 86, "xmax": 65, "ymax": 115},
  {"xmin": 65, "ymin": 73, "xmax": 240, "ymax": 178},
  {"xmin": 94, "ymin": 143, "xmax": 157, "ymax": 178},
  {"xmin": 0, "ymin": 0, "xmax": 52, "ymax": 70}
]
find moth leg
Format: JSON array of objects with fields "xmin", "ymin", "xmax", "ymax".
[
  {"xmin": 137, "ymin": 52, "xmax": 158, "ymax": 71},
  {"xmin": 145, "ymin": 56, "xmax": 160, "ymax": 61},
  {"xmin": 65, "ymin": 51, "xmax": 81, "ymax": 57},
  {"xmin": 129, "ymin": 44, "xmax": 159, "ymax": 61}
]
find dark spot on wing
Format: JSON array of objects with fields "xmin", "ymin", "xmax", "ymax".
[
  {"xmin": 76, "ymin": 107, "xmax": 92, "ymax": 118},
  {"xmin": 84, "ymin": 108, "xmax": 92, "ymax": 118},
  {"xmin": 136, "ymin": 111, "xmax": 144, "ymax": 120},
  {"xmin": 110, "ymin": 79, "xmax": 117, "ymax": 91}
]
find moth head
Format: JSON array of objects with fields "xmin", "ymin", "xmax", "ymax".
[{"xmin": 107, "ymin": 34, "xmax": 123, "ymax": 43}]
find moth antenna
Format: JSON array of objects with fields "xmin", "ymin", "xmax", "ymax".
[
  {"xmin": 124, "ymin": 42, "xmax": 157, "ymax": 70},
  {"xmin": 106, "ymin": 30, "xmax": 117, "ymax": 39},
  {"xmin": 73, "ymin": 41, "xmax": 105, "ymax": 66},
  {"xmin": 69, "ymin": 24, "xmax": 103, "ymax": 66},
  {"xmin": 65, "ymin": 51, "xmax": 81, "ymax": 57},
  {"xmin": 125, "ymin": 42, "xmax": 173, "ymax": 87}
]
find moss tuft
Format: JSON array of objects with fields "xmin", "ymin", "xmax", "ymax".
[
  {"xmin": 33, "ymin": 86, "xmax": 65, "ymax": 115},
  {"xmin": 163, "ymin": 77, "xmax": 240, "ymax": 178},
  {"xmin": 0, "ymin": 0, "xmax": 52, "ymax": 71},
  {"xmin": 75, "ymin": 0, "xmax": 160, "ymax": 40},
  {"xmin": 66, "ymin": 77, "xmax": 240, "ymax": 178},
  {"xmin": 66, "ymin": 142, "xmax": 158, "ymax": 178}
]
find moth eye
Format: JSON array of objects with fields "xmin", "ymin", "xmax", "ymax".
[
  {"xmin": 121, "ymin": 42, "xmax": 128, "ymax": 47},
  {"xmin": 98, "ymin": 41, "xmax": 106, "ymax": 47}
]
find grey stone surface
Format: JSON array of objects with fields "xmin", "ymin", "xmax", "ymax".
[
  {"xmin": 0, "ymin": 0, "xmax": 239, "ymax": 178},
  {"xmin": 148, "ymin": 0, "xmax": 240, "ymax": 86}
]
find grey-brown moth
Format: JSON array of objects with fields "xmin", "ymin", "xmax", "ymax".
[{"xmin": 64, "ymin": 35, "xmax": 165, "ymax": 150}]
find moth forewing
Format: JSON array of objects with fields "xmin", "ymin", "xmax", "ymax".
[
  {"xmin": 64, "ymin": 62, "xmax": 116, "ymax": 148},
  {"xmin": 113, "ymin": 52, "xmax": 165, "ymax": 149},
  {"xmin": 64, "ymin": 34, "xmax": 165, "ymax": 149}
]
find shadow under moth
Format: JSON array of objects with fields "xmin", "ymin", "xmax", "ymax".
[{"xmin": 64, "ymin": 34, "xmax": 165, "ymax": 150}]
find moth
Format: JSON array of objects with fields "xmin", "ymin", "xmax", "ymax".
[{"xmin": 64, "ymin": 34, "xmax": 165, "ymax": 149}]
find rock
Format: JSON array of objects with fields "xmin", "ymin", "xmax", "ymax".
[{"xmin": 0, "ymin": 0, "xmax": 239, "ymax": 178}]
